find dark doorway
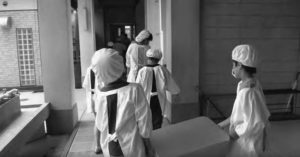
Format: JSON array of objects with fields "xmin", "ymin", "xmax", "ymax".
[{"xmin": 108, "ymin": 24, "xmax": 135, "ymax": 43}]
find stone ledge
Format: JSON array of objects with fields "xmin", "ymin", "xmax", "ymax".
[
  {"xmin": 0, "ymin": 103, "xmax": 50, "ymax": 157},
  {"xmin": 0, "ymin": 95, "xmax": 21, "ymax": 131}
]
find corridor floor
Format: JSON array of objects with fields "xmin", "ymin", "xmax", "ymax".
[
  {"xmin": 17, "ymin": 89, "xmax": 300, "ymax": 157},
  {"xmin": 67, "ymin": 111, "xmax": 300, "ymax": 157}
]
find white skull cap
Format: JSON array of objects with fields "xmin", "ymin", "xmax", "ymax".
[
  {"xmin": 91, "ymin": 48, "xmax": 124, "ymax": 84},
  {"xmin": 146, "ymin": 49, "xmax": 162, "ymax": 60},
  {"xmin": 232, "ymin": 44, "xmax": 258, "ymax": 68},
  {"xmin": 135, "ymin": 30, "xmax": 151, "ymax": 43}
]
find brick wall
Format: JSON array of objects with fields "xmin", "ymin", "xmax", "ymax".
[
  {"xmin": 0, "ymin": 10, "xmax": 42, "ymax": 87},
  {"xmin": 201, "ymin": 0, "xmax": 300, "ymax": 116}
]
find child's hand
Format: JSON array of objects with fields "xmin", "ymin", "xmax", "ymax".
[
  {"xmin": 162, "ymin": 118, "xmax": 170, "ymax": 127},
  {"xmin": 218, "ymin": 121, "xmax": 226, "ymax": 129},
  {"xmin": 229, "ymin": 127, "xmax": 239, "ymax": 140}
]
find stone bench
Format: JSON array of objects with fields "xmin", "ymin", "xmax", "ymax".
[{"xmin": 0, "ymin": 103, "xmax": 50, "ymax": 157}]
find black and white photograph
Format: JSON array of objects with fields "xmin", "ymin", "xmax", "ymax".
[{"xmin": 0, "ymin": 0, "xmax": 300, "ymax": 157}]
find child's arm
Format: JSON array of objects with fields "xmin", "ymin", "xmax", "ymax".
[
  {"xmin": 134, "ymin": 84, "xmax": 153, "ymax": 137},
  {"xmin": 162, "ymin": 101, "xmax": 171, "ymax": 126},
  {"xmin": 82, "ymin": 68, "xmax": 90, "ymax": 90},
  {"xmin": 162, "ymin": 67, "xmax": 180, "ymax": 94},
  {"xmin": 229, "ymin": 125, "xmax": 239, "ymax": 139},
  {"xmin": 162, "ymin": 117, "xmax": 170, "ymax": 127},
  {"xmin": 134, "ymin": 85, "xmax": 155, "ymax": 156},
  {"xmin": 218, "ymin": 116, "xmax": 231, "ymax": 129}
]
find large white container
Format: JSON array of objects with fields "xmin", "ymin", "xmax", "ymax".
[{"xmin": 151, "ymin": 117, "xmax": 229, "ymax": 157}]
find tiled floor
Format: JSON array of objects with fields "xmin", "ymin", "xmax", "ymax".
[
  {"xmin": 265, "ymin": 120, "xmax": 300, "ymax": 157},
  {"xmin": 17, "ymin": 89, "xmax": 87, "ymax": 157},
  {"xmin": 20, "ymin": 89, "xmax": 86, "ymax": 119},
  {"xmin": 67, "ymin": 112, "xmax": 300, "ymax": 157},
  {"xmin": 17, "ymin": 90, "xmax": 300, "ymax": 157},
  {"xmin": 67, "ymin": 113, "xmax": 103, "ymax": 157}
]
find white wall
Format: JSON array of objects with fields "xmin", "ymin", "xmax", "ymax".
[
  {"xmin": 0, "ymin": 0, "xmax": 37, "ymax": 10},
  {"xmin": 201, "ymin": 0, "xmax": 300, "ymax": 117},
  {"xmin": 78, "ymin": 0, "xmax": 95, "ymax": 76},
  {"xmin": 145, "ymin": 0, "xmax": 161, "ymax": 50},
  {"xmin": 160, "ymin": 0, "xmax": 171, "ymax": 66},
  {"xmin": 153, "ymin": 0, "xmax": 200, "ymax": 122},
  {"xmin": 171, "ymin": 0, "xmax": 200, "ymax": 104}
]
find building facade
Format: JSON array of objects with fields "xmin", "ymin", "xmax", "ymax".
[{"xmin": 0, "ymin": 0, "xmax": 42, "ymax": 88}]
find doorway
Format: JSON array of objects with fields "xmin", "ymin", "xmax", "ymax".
[{"xmin": 106, "ymin": 23, "xmax": 135, "ymax": 43}]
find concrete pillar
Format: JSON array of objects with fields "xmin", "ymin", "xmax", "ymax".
[
  {"xmin": 160, "ymin": 0, "xmax": 171, "ymax": 67},
  {"xmin": 145, "ymin": 0, "xmax": 161, "ymax": 50},
  {"xmin": 171, "ymin": 0, "xmax": 200, "ymax": 122},
  {"xmin": 154, "ymin": 0, "xmax": 200, "ymax": 123},
  {"xmin": 38, "ymin": 0, "xmax": 78, "ymax": 134},
  {"xmin": 78, "ymin": 0, "xmax": 96, "ymax": 77}
]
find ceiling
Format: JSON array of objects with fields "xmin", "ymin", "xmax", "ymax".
[
  {"xmin": 95, "ymin": 0, "xmax": 140, "ymax": 8},
  {"xmin": 71, "ymin": 0, "xmax": 141, "ymax": 10}
]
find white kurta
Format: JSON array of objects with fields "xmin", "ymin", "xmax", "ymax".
[
  {"xmin": 95, "ymin": 83, "xmax": 152, "ymax": 157},
  {"xmin": 125, "ymin": 43, "xmax": 150, "ymax": 82},
  {"xmin": 136, "ymin": 65, "xmax": 180, "ymax": 121},
  {"xmin": 82, "ymin": 67, "xmax": 98, "ymax": 113},
  {"xmin": 229, "ymin": 79, "xmax": 270, "ymax": 157}
]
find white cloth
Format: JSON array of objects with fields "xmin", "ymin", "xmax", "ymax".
[
  {"xmin": 126, "ymin": 43, "xmax": 150, "ymax": 82},
  {"xmin": 146, "ymin": 49, "xmax": 162, "ymax": 60},
  {"xmin": 95, "ymin": 83, "xmax": 152, "ymax": 157},
  {"xmin": 229, "ymin": 79, "xmax": 270, "ymax": 157},
  {"xmin": 92, "ymin": 48, "xmax": 125, "ymax": 85},
  {"xmin": 82, "ymin": 66, "xmax": 99, "ymax": 113},
  {"xmin": 232, "ymin": 44, "xmax": 258, "ymax": 68},
  {"xmin": 136, "ymin": 65, "xmax": 180, "ymax": 121},
  {"xmin": 135, "ymin": 30, "xmax": 151, "ymax": 43}
]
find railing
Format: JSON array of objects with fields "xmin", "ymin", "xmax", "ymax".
[{"xmin": 202, "ymin": 89, "xmax": 300, "ymax": 121}]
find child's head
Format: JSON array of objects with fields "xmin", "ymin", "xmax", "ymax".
[
  {"xmin": 231, "ymin": 44, "xmax": 257, "ymax": 79},
  {"xmin": 107, "ymin": 41, "xmax": 114, "ymax": 48},
  {"xmin": 135, "ymin": 30, "xmax": 153, "ymax": 45},
  {"xmin": 91, "ymin": 48, "xmax": 125, "ymax": 85},
  {"xmin": 146, "ymin": 49, "xmax": 162, "ymax": 65}
]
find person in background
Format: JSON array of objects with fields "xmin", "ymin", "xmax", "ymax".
[
  {"xmin": 120, "ymin": 32, "xmax": 131, "ymax": 48},
  {"xmin": 218, "ymin": 44, "xmax": 270, "ymax": 157},
  {"xmin": 113, "ymin": 37, "xmax": 127, "ymax": 60},
  {"xmin": 107, "ymin": 41, "xmax": 114, "ymax": 48},
  {"xmin": 92, "ymin": 48, "xmax": 155, "ymax": 157},
  {"xmin": 82, "ymin": 59, "xmax": 103, "ymax": 154},
  {"xmin": 126, "ymin": 30, "xmax": 153, "ymax": 82},
  {"xmin": 136, "ymin": 49, "xmax": 180, "ymax": 129}
]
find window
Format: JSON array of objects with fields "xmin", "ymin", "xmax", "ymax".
[{"xmin": 16, "ymin": 28, "xmax": 36, "ymax": 86}]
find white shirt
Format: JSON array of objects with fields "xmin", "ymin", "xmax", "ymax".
[
  {"xmin": 136, "ymin": 65, "xmax": 180, "ymax": 121},
  {"xmin": 82, "ymin": 67, "xmax": 98, "ymax": 113},
  {"xmin": 126, "ymin": 43, "xmax": 150, "ymax": 82},
  {"xmin": 95, "ymin": 83, "xmax": 152, "ymax": 157},
  {"xmin": 229, "ymin": 79, "xmax": 270, "ymax": 157}
]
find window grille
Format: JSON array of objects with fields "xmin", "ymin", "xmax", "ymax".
[{"xmin": 16, "ymin": 28, "xmax": 36, "ymax": 86}]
